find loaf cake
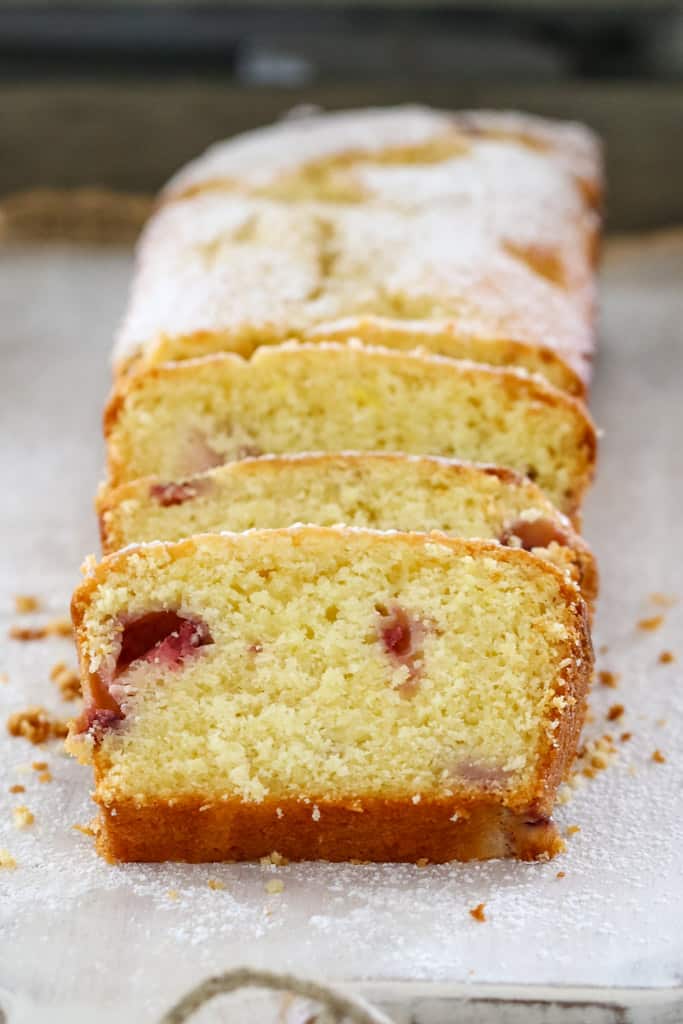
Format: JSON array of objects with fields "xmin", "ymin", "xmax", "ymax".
[
  {"xmin": 66, "ymin": 527, "xmax": 592, "ymax": 863},
  {"xmin": 104, "ymin": 342, "xmax": 597, "ymax": 517},
  {"xmin": 97, "ymin": 452, "xmax": 597, "ymax": 609},
  {"xmin": 114, "ymin": 191, "xmax": 592, "ymax": 394}
]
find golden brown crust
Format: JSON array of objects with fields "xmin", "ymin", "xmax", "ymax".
[
  {"xmin": 102, "ymin": 345, "xmax": 598, "ymax": 516},
  {"xmin": 528, "ymin": 594, "xmax": 592, "ymax": 812},
  {"xmin": 93, "ymin": 792, "xmax": 565, "ymax": 864}
]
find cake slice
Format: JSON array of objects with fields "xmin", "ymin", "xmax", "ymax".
[
  {"xmin": 104, "ymin": 342, "xmax": 597, "ymax": 518},
  {"xmin": 66, "ymin": 527, "xmax": 592, "ymax": 863},
  {"xmin": 114, "ymin": 193, "xmax": 592, "ymax": 394},
  {"xmin": 97, "ymin": 453, "xmax": 597, "ymax": 610}
]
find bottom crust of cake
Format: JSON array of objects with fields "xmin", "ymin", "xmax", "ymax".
[{"xmin": 94, "ymin": 795, "xmax": 565, "ymax": 864}]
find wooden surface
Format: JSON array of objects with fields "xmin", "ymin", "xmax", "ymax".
[{"xmin": 1, "ymin": 80, "xmax": 682, "ymax": 230}]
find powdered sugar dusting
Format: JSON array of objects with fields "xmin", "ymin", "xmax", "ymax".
[
  {"xmin": 163, "ymin": 106, "xmax": 457, "ymax": 197},
  {"xmin": 114, "ymin": 193, "xmax": 592, "ymax": 378},
  {"xmin": 163, "ymin": 105, "xmax": 600, "ymax": 205}
]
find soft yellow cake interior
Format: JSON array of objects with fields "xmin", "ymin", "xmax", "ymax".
[
  {"xmin": 70, "ymin": 529, "xmax": 589, "ymax": 812},
  {"xmin": 97, "ymin": 454, "xmax": 597, "ymax": 607},
  {"xmin": 105, "ymin": 343, "xmax": 596, "ymax": 516}
]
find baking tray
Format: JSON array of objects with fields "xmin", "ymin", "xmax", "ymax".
[{"xmin": 0, "ymin": 233, "xmax": 682, "ymax": 1023}]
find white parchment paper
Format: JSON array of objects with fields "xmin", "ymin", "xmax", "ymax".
[{"xmin": 0, "ymin": 236, "xmax": 681, "ymax": 1022}]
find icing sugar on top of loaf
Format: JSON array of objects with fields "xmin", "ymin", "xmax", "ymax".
[
  {"xmin": 114, "ymin": 193, "xmax": 592, "ymax": 374},
  {"xmin": 164, "ymin": 105, "xmax": 601, "ymax": 201},
  {"xmin": 164, "ymin": 106, "xmax": 458, "ymax": 196}
]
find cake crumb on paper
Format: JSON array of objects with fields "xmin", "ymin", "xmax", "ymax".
[
  {"xmin": 14, "ymin": 595, "xmax": 40, "ymax": 614},
  {"xmin": 8, "ymin": 617, "xmax": 72, "ymax": 641},
  {"xmin": 73, "ymin": 822, "xmax": 98, "ymax": 838},
  {"xmin": 0, "ymin": 849, "xmax": 17, "ymax": 869},
  {"xmin": 658, "ymin": 650, "xmax": 675, "ymax": 664},
  {"xmin": 620, "ymin": 732, "xmax": 632, "ymax": 743},
  {"xmin": 556, "ymin": 871, "xmax": 566, "ymax": 879},
  {"xmin": 469, "ymin": 903, "xmax": 487, "ymax": 923},
  {"xmin": 652, "ymin": 749, "xmax": 667, "ymax": 764},
  {"xmin": 260, "ymin": 851, "xmax": 288, "ymax": 867},
  {"xmin": 9, "ymin": 784, "xmax": 25, "ymax": 794},
  {"xmin": 207, "ymin": 879, "xmax": 225, "ymax": 891},
  {"xmin": 9, "ymin": 625, "xmax": 48, "ymax": 641},
  {"xmin": 607, "ymin": 704, "xmax": 625, "ymax": 721},
  {"xmin": 167, "ymin": 889, "xmax": 180, "ymax": 901},
  {"xmin": 649, "ymin": 593, "xmax": 678, "ymax": 608},
  {"xmin": 12, "ymin": 806, "xmax": 34, "ymax": 829},
  {"xmin": 7, "ymin": 707, "xmax": 68, "ymax": 745},
  {"xmin": 265, "ymin": 879, "xmax": 285, "ymax": 895},
  {"xmin": 566, "ymin": 825, "xmax": 581, "ymax": 837},
  {"xmin": 637, "ymin": 615, "xmax": 664, "ymax": 632},
  {"xmin": 598, "ymin": 670, "xmax": 619, "ymax": 688},
  {"xmin": 48, "ymin": 617, "xmax": 73, "ymax": 637},
  {"xmin": 50, "ymin": 662, "xmax": 82, "ymax": 701}
]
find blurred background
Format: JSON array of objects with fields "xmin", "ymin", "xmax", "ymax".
[{"xmin": 1, "ymin": 0, "xmax": 682, "ymax": 231}]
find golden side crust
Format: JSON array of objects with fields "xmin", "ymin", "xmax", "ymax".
[{"xmin": 93, "ymin": 794, "xmax": 566, "ymax": 864}]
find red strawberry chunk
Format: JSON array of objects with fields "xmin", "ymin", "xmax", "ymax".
[
  {"xmin": 116, "ymin": 611, "xmax": 213, "ymax": 674},
  {"xmin": 377, "ymin": 604, "xmax": 427, "ymax": 696},
  {"xmin": 500, "ymin": 516, "xmax": 570, "ymax": 551},
  {"xmin": 149, "ymin": 476, "xmax": 214, "ymax": 507}
]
